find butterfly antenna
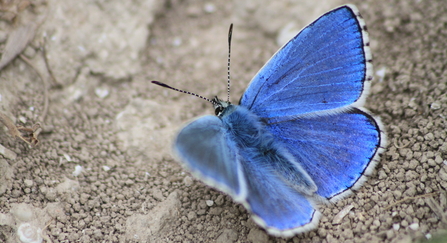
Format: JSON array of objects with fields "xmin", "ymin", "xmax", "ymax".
[
  {"xmin": 226, "ymin": 24, "xmax": 233, "ymax": 103},
  {"xmin": 151, "ymin": 81, "xmax": 218, "ymax": 106}
]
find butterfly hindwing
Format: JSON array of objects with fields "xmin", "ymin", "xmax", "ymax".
[
  {"xmin": 174, "ymin": 115, "xmax": 247, "ymax": 200},
  {"xmin": 267, "ymin": 108, "xmax": 385, "ymax": 200},
  {"xmin": 240, "ymin": 5, "xmax": 372, "ymax": 123},
  {"xmin": 239, "ymin": 152, "xmax": 321, "ymax": 236}
]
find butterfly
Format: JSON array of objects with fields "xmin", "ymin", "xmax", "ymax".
[{"xmin": 152, "ymin": 4, "xmax": 386, "ymax": 237}]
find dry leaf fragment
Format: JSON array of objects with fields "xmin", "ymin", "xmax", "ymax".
[
  {"xmin": 0, "ymin": 23, "xmax": 36, "ymax": 70},
  {"xmin": 16, "ymin": 122, "xmax": 41, "ymax": 146},
  {"xmin": 0, "ymin": 111, "xmax": 21, "ymax": 137},
  {"xmin": 0, "ymin": 111, "xmax": 41, "ymax": 146},
  {"xmin": 332, "ymin": 204, "xmax": 354, "ymax": 225}
]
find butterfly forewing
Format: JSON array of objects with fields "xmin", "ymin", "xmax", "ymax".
[{"xmin": 240, "ymin": 5, "xmax": 371, "ymax": 123}]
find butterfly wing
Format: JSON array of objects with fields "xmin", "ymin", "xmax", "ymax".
[
  {"xmin": 174, "ymin": 115, "xmax": 247, "ymax": 200},
  {"xmin": 238, "ymin": 152, "xmax": 321, "ymax": 236},
  {"xmin": 267, "ymin": 108, "xmax": 385, "ymax": 201},
  {"xmin": 240, "ymin": 5, "xmax": 372, "ymax": 123}
]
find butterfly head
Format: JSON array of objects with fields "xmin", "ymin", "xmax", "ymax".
[{"xmin": 212, "ymin": 96, "xmax": 231, "ymax": 117}]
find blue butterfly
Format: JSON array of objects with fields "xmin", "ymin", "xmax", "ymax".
[{"xmin": 152, "ymin": 4, "xmax": 386, "ymax": 237}]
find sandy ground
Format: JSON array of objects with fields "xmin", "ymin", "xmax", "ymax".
[{"xmin": 0, "ymin": 0, "xmax": 446, "ymax": 242}]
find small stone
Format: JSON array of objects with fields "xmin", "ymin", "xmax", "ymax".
[
  {"xmin": 341, "ymin": 228, "xmax": 354, "ymax": 239},
  {"xmin": 124, "ymin": 179, "xmax": 134, "ymax": 186},
  {"xmin": 73, "ymin": 134, "xmax": 86, "ymax": 143},
  {"xmin": 439, "ymin": 166, "xmax": 447, "ymax": 181},
  {"xmin": 408, "ymin": 160, "xmax": 418, "ymax": 170},
  {"xmin": 93, "ymin": 229, "xmax": 103, "ymax": 239},
  {"xmin": 404, "ymin": 187, "xmax": 416, "ymax": 197},
  {"xmin": 158, "ymin": 171, "xmax": 168, "ymax": 178},
  {"xmin": 386, "ymin": 229, "xmax": 395, "ymax": 239},
  {"xmin": 215, "ymin": 195, "xmax": 225, "ymax": 206},
  {"xmin": 405, "ymin": 171, "xmax": 418, "ymax": 181},
  {"xmin": 378, "ymin": 170, "xmax": 388, "ymax": 180},
  {"xmin": 401, "ymin": 220, "xmax": 409, "ymax": 227},
  {"xmin": 198, "ymin": 200, "xmax": 207, "ymax": 209},
  {"xmin": 72, "ymin": 165, "xmax": 83, "ymax": 177},
  {"xmin": 95, "ymin": 88, "xmax": 109, "ymax": 99},
  {"xmin": 10, "ymin": 203, "xmax": 34, "ymax": 221},
  {"xmin": 24, "ymin": 179, "xmax": 33, "ymax": 188},
  {"xmin": 216, "ymin": 228, "xmax": 238, "ymax": 243},
  {"xmin": 187, "ymin": 211, "xmax": 196, "ymax": 220},
  {"xmin": 151, "ymin": 188, "xmax": 164, "ymax": 201},
  {"xmin": 408, "ymin": 223, "xmax": 419, "ymax": 230},
  {"xmin": 373, "ymin": 219, "xmax": 381, "ymax": 227},
  {"xmin": 11, "ymin": 189, "xmax": 22, "ymax": 198},
  {"xmin": 64, "ymin": 154, "xmax": 72, "ymax": 162},
  {"xmin": 247, "ymin": 228, "xmax": 268, "ymax": 243},
  {"xmin": 45, "ymin": 189, "xmax": 57, "ymax": 201},
  {"xmin": 430, "ymin": 101, "xmax": 441, "ymax": 110},
  {"xmin": 209, "ymin": 207, "xmax": 223, "ymax": 215},
  {"xmin": 183, "ymin": 176, "xmax": 193, "ymax": 187},
  {"xmin": 206, "ymin": 200, "xmax": 214, "ymax": 207},
  {"xmin": 125, "ymin": 191, "xmax": 180, "ymax": 241},
  {"xmin": 55, "ymin": 178, "xmax": 80, "ymax": 194},
  {"xmin": 318, "ymin": 227, "xmax": 327, "ymax": 237},
  {"xmin": 0, "ymin": 144, "xmax": 17, "ymax": 160}
]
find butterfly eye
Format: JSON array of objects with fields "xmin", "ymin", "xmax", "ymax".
[{"xmin": 215, "ymin": 106, "xmax": 224, "ymax": 116}]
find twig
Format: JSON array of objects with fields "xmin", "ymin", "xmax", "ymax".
[
  {"xmin": 41, "ymin": 218, "xmax": 54, "ymax": 243},
  {"xmin": 41, "ymin": 37, "xmax": 60, "ymax": 87},
  {"xmin": 383, "ymin": 192, "xmax": 439, "ymax": 211},
  {"xmin": 393, "ymin": 137, "xmax": 410, "ymax": 149}
]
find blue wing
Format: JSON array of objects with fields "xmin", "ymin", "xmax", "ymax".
[
  {"xmin": 267, "ymin": 108, "xmax": 385, "ymax": 200},
  {"xmin": 174, "ymin": 115, "xmax": 247, "ymax": 200},
  {"xmin": 239, "ymin": 152, "xmax": 320, "ymax": 236},
  {"xmin": 240, "ymin": 5, "xmax": 372, "ymax": 123}
]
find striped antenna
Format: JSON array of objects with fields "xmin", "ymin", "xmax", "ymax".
[
  {"xmin": 151, "ymin": 81, "xmax": 218, "ymax": 106},
  {"xmin": 227, "ymin": 24, "xmax": 233, "ymax": 103}
]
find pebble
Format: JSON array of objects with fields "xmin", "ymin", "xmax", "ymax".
[
  {"xmin": 24, "ymin": 179, "xmax": 33, "ymax": 188},
  {"xmin": 408, "ymin": 223, "xmax": 419, "ymax": 230},
  {"xmin": 216, "ymin": 228, "xmax": 238, "ymax": 243}
]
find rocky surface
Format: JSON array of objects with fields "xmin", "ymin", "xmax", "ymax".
[{"xmin": 0, "ymin": 0, "xmax": 446, "ymax": 242}]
